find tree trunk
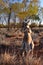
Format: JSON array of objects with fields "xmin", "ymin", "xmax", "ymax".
[{"xmin": 8, "ymin": 7, "xmax": 11, "ymax": 31}]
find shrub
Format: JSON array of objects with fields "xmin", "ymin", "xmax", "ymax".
[
  {"xmin": 0, "ymin": 24, "xmax": 4, "ymax": 28},
  {"xmin": 30, "ymin": 23, "xmax": 38, "ymax": 28},
  {"xmin": 39, "ymin": 24, "xmax": 43, "ymax": 27},
  {"xmin": 15, "ymin": 22, "xmax": 22, "ymax": 28}
]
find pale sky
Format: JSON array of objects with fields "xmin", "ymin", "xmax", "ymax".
[{"xmin": 40, "ymin": 0, "xmax": 43, "ymax": 7}]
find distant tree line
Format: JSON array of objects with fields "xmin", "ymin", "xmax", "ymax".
[{"xmin": 0, "ymin": 0, "xmax": 43, "ymax": 29}]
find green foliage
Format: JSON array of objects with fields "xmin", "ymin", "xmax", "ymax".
[
  {"xmin": 31, "ymin": 15, "xmax": 40, "ymax": 20},
  {"xmin": 0, "ymin": 9, "xmax": 3, "ymax": 14},
  {"xmin": 17, "ymin": 0, "xmax": 40, "ymax": 20},
  {"xmin": 28, "ymin": 0, "xmax": 39, "ymax": 16},
  {"xmin": 0, "ymin": 24, "xmax": 5, "ymax": 28},
  {"xmin": 15, "ymin": 22, "xmax": 22, "ymax": 28},
  {"xmin": 12, "ymin": 3, "xmax": 25, "ymax": 13},
  {"xmin": 0, "ymin": 0, "xmax": 6, "ymax": 14},
  {"xmin": 17, "ymin": 11, "xmax": 28, "ymax": 20},
  {"xmin": 30, "ymin": 23, "xmax": 38, "ymax": 27},
  {"xmin": 0, "ymin": 0, "xmax": 5, "ymax": 7},
  {"xmin": 0, "ymin": 0, "xmax": 40, "ymax": 17},
  {"xmin": 0, "ymin": 0, "xmax": 40, "ymax": 28},
  {"xmin": 3, "ymin": 7, "xmax": 10, "ymax": 14}
]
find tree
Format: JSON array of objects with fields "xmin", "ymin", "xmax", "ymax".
[
  {"xmin": 0, "ymin": 0, "xmax": 5, "ymax": 7},
  {"xmin": 0, "ymin": 0, "xmax": 40, "ymax": 28},
  {"xmin": 0, "ymin": 0, "xmax": 10, "ymax": 29},
  {"xmin": 28, "ymin": 0, "xmax": 40, "ymax": 16},
  {"xmin": 3, "ymin": 1, "xmax": 25, "ymax": 30},
  {"xmin": 0, "ymin": 0, "xmax": 6, "ymax": 13},
  {"xmin": 12, "ymin": 3, "xmax": 25, "ymax": 23},
  {"xmin": 17, "ymin": 0, "xmax": 40, "ymax": 23},
  {"xmin": 22, "ymin": 0, "xmax": 29, "ymax": 11}
]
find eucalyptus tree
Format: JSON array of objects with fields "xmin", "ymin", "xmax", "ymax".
[
  {"xmin": 17, "ymin": 0, "xmax": 40, "ymax": 23},
  {"xmin": 3, "ymin": 0, "xmax": 25, "ymax": 29},
  {"xmin": 0, "ymin": 0, "xmax": 40, "ymax": 28}
]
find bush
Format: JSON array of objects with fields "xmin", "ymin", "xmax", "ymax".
[
  {"xmin": 0, "ymin": 24, "xmax": 8, "ymax": 28},
  {"xmin": 1, "ymin": 22, "xmax": 16, "ymax": 28},
  {"xmin": 0, "ymin": 24, "xmax": 4, "ymax": 28},
  {"xmin": 30, "ymin": 23, "xmax": 38, "ymax": 28},
  {"xmin": 15, "ymin": 22, "xmax": 22, "ymax": 28},
  {"xmin": 39, "ymin": 25, "xmax": 43, "ymax": 27}
]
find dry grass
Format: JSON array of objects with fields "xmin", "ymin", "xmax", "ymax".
[
  {"xmin": 0, "ymin": 28, "xmax": 43, "ymax": 65},
  {"xmin": 0, "ymin": 52, "xmax": 17, "ymax": 65},
  {"xmin": 0, "ymin": 52, "xmax": 43, "ymax": 65}
]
